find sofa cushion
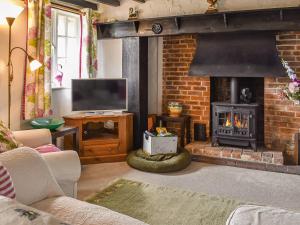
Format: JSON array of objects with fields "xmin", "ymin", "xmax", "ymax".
[
  {"xmin": 35, "ymin": 144, "xmax": 61, "ymax": 154},
  {"xmin": 31, "ymin": 196, "xmax": 149, "ymax": 225},
  {"xmin": 0, "ymin": 121, "xmax": 20, "ymax": 152},
  {"xmin": 0, "ymin": 163, "xmax": 15, "ymax": 199},
  {"xmin": 0, "ymin": 148, "xmax": 64, "ymax": 205},
  {"xmin": 226, "ymin": 205, "xmax": 300, "ymax": 225},
  {"xmin": 0, "ymin": 196, "xmax": 69, "ymax": 225}
]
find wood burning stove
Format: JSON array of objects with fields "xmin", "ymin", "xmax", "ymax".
[
  {"xmin": 212, "ymin": 78, "xmax": 259, "ymax": 150},
  {"xmin": 212, "ymin": 102, "xmax": 258, "ymax": 150}
]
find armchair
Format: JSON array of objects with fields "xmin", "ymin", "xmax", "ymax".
[
  {"xmin": 0, "ymin": 148, "xmax": 147, "ymax": 225},
  {"xmin": 13, "ymin": 129, "xmax": 81, "ymax": 198}
]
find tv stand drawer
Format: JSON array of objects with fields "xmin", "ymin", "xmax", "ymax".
[{"xmin": 83, "ymin": 143, "xmax": 120, "ymax": 156}]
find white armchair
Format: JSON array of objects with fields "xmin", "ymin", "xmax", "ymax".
[
  {"xmin": 0, "ymin": 148, "xmax": 147, "ymax": 225},
  {"xmin": 12, "ymin": 129, "xmax": 81, "ymax": 198}
]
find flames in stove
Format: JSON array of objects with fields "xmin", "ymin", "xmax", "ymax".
[
  {"xmin": 223, "ymin": 113, "xmax": 248, "ymax": 129},
  {"xmin": 225, "ymin": 117, "xmax": 231, "ymax": 127}
]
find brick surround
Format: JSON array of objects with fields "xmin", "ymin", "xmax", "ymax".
[
  {"xmin": 162, "ymin": 32, "xmax": 300, "ymax": 163},
  {"xmin": 265, "ymin": 32, "xmax": 300, "ymax": 162},
  {"xmin": 162, "ymin": 35, "xmax": 210, "ymax": 138}
]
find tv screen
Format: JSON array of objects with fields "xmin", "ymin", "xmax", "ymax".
[{"xmin": 72, "ymin": 79, "xmax": 127, "ymax": 112}]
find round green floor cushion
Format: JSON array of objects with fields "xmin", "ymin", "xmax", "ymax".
[{"xmin": 127, "ymin": 148, "xmax": 191, "ymax": 173}]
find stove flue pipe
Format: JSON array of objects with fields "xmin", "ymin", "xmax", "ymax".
[{"xmin": 231, "ymin": 77, "xmax": 239, "ymax": 104}]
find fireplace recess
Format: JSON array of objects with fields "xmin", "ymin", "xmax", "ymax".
[{"xmin": 188, "ymin": 32, "xmax": 286, "ymax": 150}]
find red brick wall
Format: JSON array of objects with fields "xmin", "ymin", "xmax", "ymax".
[
  {"xmin": 265, "ymin": 32, "xmax": 300, "ymax": 162},
  {"xmin": 162, "ymin": 35, "xmax": 210, "ymax": 139},
  {"xmin": 162, "ymin": 32, "xmax": 300, "ymax": 162}
]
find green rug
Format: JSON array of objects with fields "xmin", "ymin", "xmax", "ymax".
[{"xmin": 86, "ymin": 179, "xmax": 243, "ymax": 225}]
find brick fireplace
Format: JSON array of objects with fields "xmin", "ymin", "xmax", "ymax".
[{"xmin": 162, "ymin": 32, "xmax": 300, "ymax": 164}]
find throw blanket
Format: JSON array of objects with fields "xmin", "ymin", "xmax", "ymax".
[{"xmin": 0, "ymin": 196, "xmax": 69, "ymax": 225}]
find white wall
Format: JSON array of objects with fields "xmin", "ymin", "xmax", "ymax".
[
  {"xmin": 52, "ymin": 88, "xmax": 72, "ymax": 117},
  {"xmin": 98, "ymin": 39, "xmax": 122, "ymax": 78},
  {"xmin": 99, "ymin": 0, "xmax": 300, "ymax": 22},
  {"xmin": 0, "ymin": 10, "xmax": 27, "ymax": 130}
]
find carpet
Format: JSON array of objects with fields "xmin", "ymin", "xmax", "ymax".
[{"xmin": 86, "ymin": 179, "xmax": 243, "ymax": 225}]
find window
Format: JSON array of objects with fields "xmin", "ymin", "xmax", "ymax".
[{"xmin": 51, "ymin": 9, "xmax": 80, "ymax": 88}]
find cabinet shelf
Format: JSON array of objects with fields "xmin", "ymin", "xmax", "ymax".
[{"xmin": 64, "ymin": 113, "xmax": 133, "ymax": 164}]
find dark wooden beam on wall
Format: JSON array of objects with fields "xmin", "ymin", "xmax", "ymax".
[
  {"xmin": 57, "ymin": 0, "xmax": 98, "ymax": 10},
  {"xmin": 95, "ymin": 0, "xmax": 120, "ymax": 6},
  {"xmin": 97, "ymin": 6, "xmax": 300, "ymax": 39},
  {"xmin": 123, "ymin": 37, "xmax": 148, "ymax": 149}
]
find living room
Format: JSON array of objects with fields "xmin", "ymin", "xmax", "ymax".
[{"xmin": 0, "ymin": 0, "xmax": 300, "ymax": 224}]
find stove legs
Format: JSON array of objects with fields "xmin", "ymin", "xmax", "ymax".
[
  {"xmin": 212, "ymin": 136, "xmax": 257, "ymax": 151},
  {"xmin": 250, "ymin": 141, "xmax": 257, "ymax": 151},
  {"xmin": 212, "ymin": 136, "xmax": 219, "ymax": 147}
]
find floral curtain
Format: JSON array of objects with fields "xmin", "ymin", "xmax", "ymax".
[
  {"xmin": 22, "ymin": 0, "xmax": 52, "ymax": 119},
  {"xmin": 81, "ymin": 9, "xmax": 100, "ymax": 78}
]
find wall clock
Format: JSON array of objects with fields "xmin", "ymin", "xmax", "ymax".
[{"xmin": 152, "ymin": 23, "xmax": 163, "ymax": 34}]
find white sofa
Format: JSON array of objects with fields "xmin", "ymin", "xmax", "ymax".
[
  {"xmin": 226, "ymin": 205, "xmax": 300, "ymax": 225},
  {"xmin": 13, "ymin": 129, "xmax": 81, "ymax": 198},
  {"xmin": 0, "ymin": 148, "xmax": 147, "ymax": 225}
]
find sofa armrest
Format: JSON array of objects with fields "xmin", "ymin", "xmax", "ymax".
[
  {"xmin": 42, "ymin": 151, "xmax": 81, "ymax": 198},
  {"xmin": 0, "ymin": 148, "xmax": 64, "ymax": 205},
  {"xmin": 42, "ymin": 151, "xmax": 81, "ymax": 184},
  {"xmin": 13, "ymin": 129, "xmax": 52, "ymax": 148}
]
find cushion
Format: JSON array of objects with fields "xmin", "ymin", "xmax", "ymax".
[
  {"xmin": 0, "ymin": 163, "xmax": 15, "ymax": 199},
  {"xmin": 0, "ymin": 196, "xmax": 70, "ymax": 225},
  {"xmin": 35, "ymin": 144, "xmax": 61, "ymax": 154},
  {"xmin": 226, "ymin": 205, "xmax": 300, "ymax": 225},
  {"xmin": 0, "ymin": 148, "xmax": 64, "ymax": 205},
  {"xmin": 0, "ymin": 121, "xmax": 20, "ymax": 152}
]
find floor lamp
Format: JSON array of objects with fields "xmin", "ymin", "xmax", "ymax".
[{"xmin": 2, "ymin": 1, "xmax": 42, "ymax": 128}]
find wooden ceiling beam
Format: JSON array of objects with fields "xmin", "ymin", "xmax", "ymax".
[{"xmin": 56, "ymin": 0, "xmax": 98, "ymax": 10}]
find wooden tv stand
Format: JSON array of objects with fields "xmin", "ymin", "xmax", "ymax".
[{"xmin": 63, "ymin": 113, "xmax": 133, "ymax": 164}]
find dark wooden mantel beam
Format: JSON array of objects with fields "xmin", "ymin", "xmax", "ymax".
[{"xmin": 97, "ymin": 7, "xmax": 300, "ymax": 39}]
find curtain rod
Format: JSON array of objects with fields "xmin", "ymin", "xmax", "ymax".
[{"xmin": 51, "ymin": 3, "xmax": 85, "ymax": 15}]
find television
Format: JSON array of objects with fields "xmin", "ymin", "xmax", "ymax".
[{"xmin": 72, "ymin": 79, "xmax": 128, "ymax": 112}]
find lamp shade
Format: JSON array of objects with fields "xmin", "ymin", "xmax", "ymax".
[
  {"xmin": 28, "ymin": 56, "xmax": 43, "ymax": 71},
  {"xmin": 0, "ymin": 0, "xmax": 24, "ymax": 20}
]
